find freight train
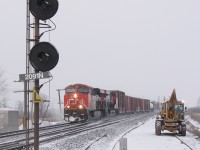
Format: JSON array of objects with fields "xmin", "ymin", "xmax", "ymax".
[{"xmin": 64, "ymin": 83, "xmax": 151, "ymax": 122}]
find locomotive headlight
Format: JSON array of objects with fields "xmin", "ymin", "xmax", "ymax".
[
  {"xmin": 67, "ymin": 105, "xmax": 70, "ymax": 109},
  {"xmin": 74, "ymin": 93, "xmax": 77, "ymax": 98},
  {"xmin": 79, "ymin": 105, "xmax": 83, "ymax": 109}
]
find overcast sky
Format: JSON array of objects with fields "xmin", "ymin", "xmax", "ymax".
[{"xmin": 1, "ymin": 0, "xmax": 200, "ymax": 108}]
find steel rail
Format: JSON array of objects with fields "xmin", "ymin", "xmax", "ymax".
[{"xmin": 175, "ymin": 135, "xmax": 193, "ymax": 150}]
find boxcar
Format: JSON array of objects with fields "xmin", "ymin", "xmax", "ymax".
[{"xmin": 109, "ymin": 91, "xmax": 126, "ymax": 114}]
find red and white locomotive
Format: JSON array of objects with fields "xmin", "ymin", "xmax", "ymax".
[
  {"xmin": 64, "ymin": 84, "xmax": 109, "ymax": 121},
  {"xmin": 64, "ymin": 83, "xmax": 150, "ymax": 122}
]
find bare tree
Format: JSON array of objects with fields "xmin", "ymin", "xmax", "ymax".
[
  {"xmin": 0, "ymin": 68, "xmax": 8, "ymax": 108},
  {"xmin": 39, "ymin": 93, "xmax": 61, "ymax": 121},
  {"xmin": 39, "ymin": 93, "xmax": 50, "ymax": 118}
]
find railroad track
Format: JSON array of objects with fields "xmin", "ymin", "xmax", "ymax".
[
  {"xmin": 0, "ymin": 122, "xmax": 91, "ymax": 150},
  {"xmin": 0, "ymin": 121, "xmax": 70, "ymax": 138},
  {"xmin": 170, "ymin": 116, "xmax": 198, "ymax": 150},
  {"xmin": 0, "ymin": 113, "xmax": 152, "ymax": 150},
  {"xmin": 85, "ymin": 114, "xmax": 152, "ymax": 150},
  {"xmin": 0, "ymin": 122, "xmax": 88, "ymax": 143},
  {"xmin": 111, "ymin": 122, "xmax": 145, "ymax": 150},
  {"xmin": 37, "ymin": 113, "xmax": 152, "ymax": 148},
  {"xmin": 172, "ymin": 116, "xmax": 200, "ymax": 150},
  {"xmin": 0, "ymin": 112, "xmax": 130, "ymax": 140},
  {"xmin": 175, "ymin": 135, "xmax": 193, "ymax": 150},
  {"xmin": 185, "ymin": 116, "xmax": 200, "ymax": 137}
]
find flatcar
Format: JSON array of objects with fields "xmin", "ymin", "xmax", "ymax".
[{"xmin": 64, "ymin": 83, "xmax": 151, "ymax": 122}]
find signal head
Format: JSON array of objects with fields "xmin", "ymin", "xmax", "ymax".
[
  {"xmin": 29, "ymin": 42, "xmax": 59, "ymax": 72},
  {"xmin": 30, "ymin": 0, "xmax": 59, "ymax": 20}
]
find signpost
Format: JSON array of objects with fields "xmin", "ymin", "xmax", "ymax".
[{"xmin": 19, "ymin": 72, "xmax": 51, "ymax": 81}]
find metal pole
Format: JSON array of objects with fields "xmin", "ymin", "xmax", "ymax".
[
  {"xmin": 34, "ymin": 17, "xmax": 40, "ymax": 150},
  {"xmin": 24, "ymin": 81, "xmax": 28, "ymax": 147},
  {"xmin": 25, "ymin": 0, "xmax": 31, "ymax": 149},
  {"xmin": 57, "ymin": 89, "xmax": 63, "ymax": 122},
  {"xmin": 23, "ymin": 81, "xmax": 27, "ymax": 130}
]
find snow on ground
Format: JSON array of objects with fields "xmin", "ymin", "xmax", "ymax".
[
  {"xmin": 19, "ymin": 120, "xmax": 59, "ymax": 130},
  {"xmin": 39, "ymin": 115, "xmax": 200, "ymax": 150},
  {"xmin": 40, "ymin": 114, "xmax": 148, "ymax": 150},
  {"xmin": 113, "ymin": 118, "xmax": 200, "ymax": 150},
  {"xmin": 187, "ymin": 116, "xmax": 200, "ymax": 131}
]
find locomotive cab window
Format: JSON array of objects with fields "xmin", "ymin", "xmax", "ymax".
[
  {"xmin": 66, "ymin": 88, "xmax": 76, "ymax": 94},
  {"xmin": 78, "ymin": 87, "xmax": 89, "ymax": 93}
]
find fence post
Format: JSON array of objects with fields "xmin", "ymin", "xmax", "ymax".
[{"xmin": 119, "ymin": 138, "xmax": 127, "ymax": 150}]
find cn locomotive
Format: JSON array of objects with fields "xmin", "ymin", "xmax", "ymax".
[{"xmin": 64, "ymin": 83, "xmax": 150, "ymax": 122}]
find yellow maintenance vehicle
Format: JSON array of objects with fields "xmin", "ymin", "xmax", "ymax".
[{"xmin": 155, "ymin": 89, "xmax": 187, "ymax": 136}]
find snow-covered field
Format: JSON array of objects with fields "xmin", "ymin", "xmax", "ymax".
[{"xmin": 39, "ymin": 115, "xmax": 200, "ymax": 150}]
